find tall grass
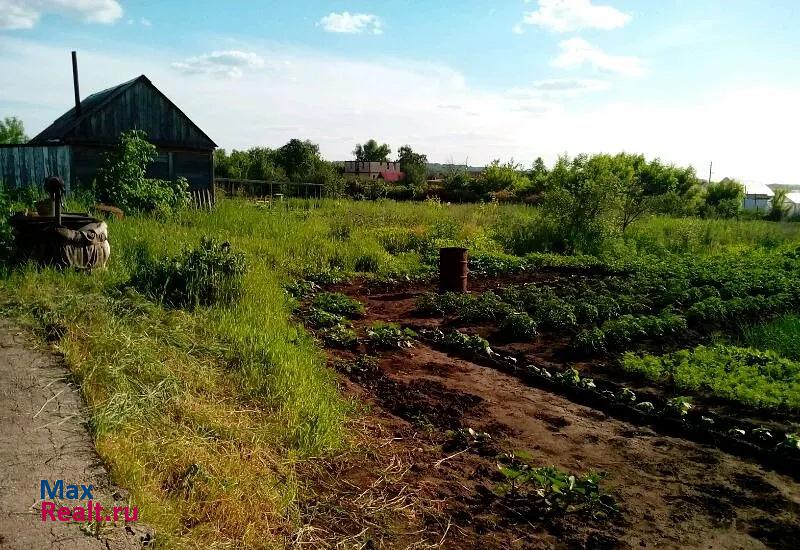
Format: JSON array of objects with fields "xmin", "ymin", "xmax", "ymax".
[
  {"xmin": 4, "ymin": 197, "xmax": 800, "ymax": 547},
  {"xmin": 739, "ymin": 315, "xmax": 800, "ymax": 361}
]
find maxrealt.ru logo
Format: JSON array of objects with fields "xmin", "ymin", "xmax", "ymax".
[{"xmin": 40, "ymin": 480, "xmax": 138, "ymax": 523}]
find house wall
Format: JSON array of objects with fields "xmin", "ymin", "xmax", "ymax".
[
  {"xmin": 744, "ymin": 195, "xmax": 771, "ymax": 212},
  {"xmin": 0, "ymin": 145, "xmax": 71, "ymax": 191},
  {"xmin": 344, "ymin": 161, "xmax": 401, "ymax": 174},
  {"xmin": 68, "ymin": 79, "xmax": 214, "ymax": 150},
  {"xmin": 70, "ymin": 145, "xmax": 213, "ymax": 191}
]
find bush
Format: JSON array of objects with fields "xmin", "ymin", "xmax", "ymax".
[
  {"xmin": 97, "ymin": 130, "xmax": 191, "ymax": 214},
  {"xmin": 131, "ymin": 237, "xmax": 246, "ymax": 309}
]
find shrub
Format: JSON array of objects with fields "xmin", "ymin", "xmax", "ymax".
[
  {"xmin": 312, "ymin": 292, "xmax": 365, "ymax": 318},
  {"xmin": 97, "ymin": 130, "xmax": 191, "ymax": 214},
  {"xmin": 130, "ymin": 237, "xmax": 246, "ymax": 309}
]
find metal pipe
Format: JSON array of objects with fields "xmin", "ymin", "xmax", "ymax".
[
  {"xmin": 72, "ymin": 51, "xmax": 82, "ymax": 117},
  {"xmin": 439, "ymin": 247, "xmax": 469, "ymax": 292},
  {"xmin": 54, "ymin": 187, "xmax": 62, "ymax": 226}
]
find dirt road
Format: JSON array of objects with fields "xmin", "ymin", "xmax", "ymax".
[{"xmin": 0, "ymin": 319, "xmax": 148, "ymax": 549}]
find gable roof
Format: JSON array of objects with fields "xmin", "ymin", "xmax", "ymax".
[
  {"xmin": 743, "ymin": 182, "xmax": 774, "ymax": 197},
  {"xmin": 30, "ymin": 75, "xmax": 216, "ymax": 149}
]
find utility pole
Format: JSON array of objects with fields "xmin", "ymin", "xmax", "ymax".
[{"xmin": 708, "ymin": 161, "xmax": 712, "ymax": 185}]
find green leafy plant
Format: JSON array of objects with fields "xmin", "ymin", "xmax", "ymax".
[
  {"xmin": 665, "ymin": 396, "xmax": 693, "ymax": 417},
  {"xmin": 319, "ymin": 324, "xmax": 358, "ymax": 348},
  {"xmin": 366, "ymin": 322, "xmax": 416, "ymax": 349},
  {"xmin": 495, "ymin": 452, "xmax": 618, "ymax": 518},
  {"xmin": 572, "ymin": 327, "xmax": 607, "ymax": 355},
  {"xmin": 306, "ymin": 307, "xmax": 346, "ymax": 328},
  {"xmin": 500, "ymin": 311, "xmax": 538, "ymax": 339},
  {"xmin": 130, "ymin": 237, "xmax": 246, "ymax": 309},
  {"xmin": 97, "ymin": 130, "xmax": 191, "ymax": 214},
  {"xmin": 312, "ymin": 292, "xmax": 365, "ymax": 318},
  {"xmin": 620, "ymin": 388, "xmax": 637, "ymax": 403},
  {"xmin": 622, "ymin": 345, "xmax": 800, "ymax": 411}
]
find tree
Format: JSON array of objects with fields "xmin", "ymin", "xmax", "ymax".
[
  {"xmin": 276, "ymin": 139, "xmax": 321, "ymax": 182},
  {"xmin": 703, "ymin": 177, "xmax": 744, "ymax": 219},
  {"xmin": 539, "ymin": 154, "xmax": 620, "ymax": 253},
  {"xmin": 397, "ymin": 145, "xmax": 427, "ymax": 170},
  {"xmin": 396, "ymin": 145, "xmax": 428, "ymax": 196},
  {"xmin": 477, "ymin": 159, "xmax": 529, "ymax": 194},
  {"xmin": 97, "ymin": 130, "xmax": 189, "ymax": 213},
  {"xmin": 353, "ymin": 139, "xmax": 391, "ymax": 162},
  {"xmin": 0, "ymin": 116, "xmax": 27, "ymax": 144}
]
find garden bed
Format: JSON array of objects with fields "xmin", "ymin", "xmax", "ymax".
[{"xmin": 296, "ymin": 271, "xmax": 800, "ymax": 548}]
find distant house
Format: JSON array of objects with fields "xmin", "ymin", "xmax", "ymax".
[
  {"xmin": 743, "ymin": 182, "xmax": 774, "ymax": 212},
  {"xmin": 785, "ymin": 192, "xmax": 800, "ymax": 216},
  {"xmin": 344, "ymin": 161, "xmax": 404, "ymax": 182},
  {"xmin": 1, "ymin": 72, "xmax": 216, "ymax": 195}
]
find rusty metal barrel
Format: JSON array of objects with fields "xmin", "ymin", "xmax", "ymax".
[{"xmin": 439, "ymin": 247, "xmax": 469, "ymax": 292}]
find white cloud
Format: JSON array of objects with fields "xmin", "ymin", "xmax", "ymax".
[
  {"xmin": 521, "ymin": 0, "xmax": 631, "ymax": 33},
  {"xmin": 0, "ymin": 0, "xmax": 123, "ymax": 30},
  {"xmin": 552, "ymin": 37, "xmax": 644, "ymax": 76},
  {"xmin": 140, "ymin": 17, "xmax": 151, "ymax": 27},
  {"xmin": 517, "ymin": 78, "xmax": 611, "ymax": 96},
  {"xmin": 318, "ymin": 12, "xmax": 383, "ymax": 35},
  {"xmin": 172, "ymin": 50, "xmax": 265, "ymax": 78},
  {"xmin": 1, "ymin": 37, "xmax": 798, "ymax": 184},
  {"xmin": 512, "ymin": 23, "xmax": 524, "ymax": 35}
]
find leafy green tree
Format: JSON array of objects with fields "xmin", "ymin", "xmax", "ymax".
[
  {"xmin": 703, "ymin": 178, "xmax": 744, "ymax": 219},
  {"xmin": 0, "ymin": 116, "xmax": 27, "ymax": 144},
  {"xmin": 397, "ymin": 145, "xmax": 427, "ymax": 170},
  {"xmin": 353, "ymin": 139, "xmax": 391, "ymax": 162},
  {"xmin": 528, "ymin": 157, "xmax": 549, "ymax": 193},
  {"xmin": 397, "ymin": 145, "xmax": 428, "ymax": 197},
  {"xmin": 277, "ymin": 139, "xmax": 321, "ymax": 181},
  {"xmin": 246, "ymin": 147, "xmax": 287, "ymax": 181},
  {"xmin": 539, "ymin": 154, "xmax": 620, "ymax": 253},
  {"xmin": 478, "ymin": 159, "xmax": 529, "ymax": 194}
]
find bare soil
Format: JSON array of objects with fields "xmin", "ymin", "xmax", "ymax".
[{"xmin": 305, "ymin": 274, "xmax": 800, "ymax": 549}]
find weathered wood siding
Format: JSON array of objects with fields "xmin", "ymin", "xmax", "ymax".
[
  {"xmin": 70, "ymin": 145, "xmax": 212, "ymax": 191},
  {"xmin": 69, "ymin": 80, "xmax": 213, "ymax": 150},
  {"xmin": 0, "ymin": 146, "xmax": 71, "ymax": 191}
]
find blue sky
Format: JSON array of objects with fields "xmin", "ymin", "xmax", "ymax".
[{"xmin": 1, "ymin": 0, "xmax": 799, "ymax": 182}]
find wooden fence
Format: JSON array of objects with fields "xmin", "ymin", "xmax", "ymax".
[
  {"xmin": 190, "ymin": 188, "xmax": 215, "ymax": 209},
  {"xmin": 215, "ymin": 178, "xmax": 325, "ymax": 200}
]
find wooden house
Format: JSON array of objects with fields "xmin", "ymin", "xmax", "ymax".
[{"xmin": 2, "ymin": 56, "xmax": 216, "ymax": 197}]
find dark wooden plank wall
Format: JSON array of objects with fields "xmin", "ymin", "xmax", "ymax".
[
  {"xmin": 71, "ymin": 146, "xmax": 212, "ymax": 191},
  {"xmin": 0, "ymin": 146, "xmax": 71, "ymax": 191},
  {"xmin": 71, "ymin": 80, "xmax": 212, "ymax": 149}
]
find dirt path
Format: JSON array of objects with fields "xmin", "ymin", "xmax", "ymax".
[{"xmin": 0, "ymin": 319, "xmax": 149, "ymax": 549}]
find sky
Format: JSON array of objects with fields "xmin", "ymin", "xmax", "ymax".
[{"xmin": 0, "ymin": 0, "xmax": 798, "ymax": 183}]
